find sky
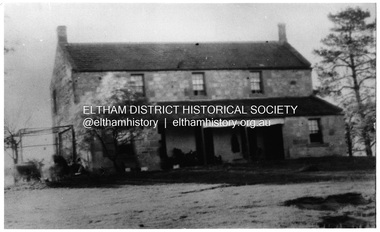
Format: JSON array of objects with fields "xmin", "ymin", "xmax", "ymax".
[{"xmin": 4, "ymin": 2, "xmax": 376, "ymax": 131}]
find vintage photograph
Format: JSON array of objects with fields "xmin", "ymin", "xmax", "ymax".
[{"xmin": 4, "ymin": 2, "xmax": 376, "ymax": 228}]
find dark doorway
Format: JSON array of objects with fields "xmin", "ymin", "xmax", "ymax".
[
  {"xmin": 117, "ymin": 142, "xmax": 138, "ymax": 168},
  {"xmin": 247, "ymin": 124, "xmax": 284, "ymax": 161},
  {"xmin": 264, "ymin": 124, "xmax": 285, "ymax": 160},
  {"xmin": 204, "ymin": 128, "xmax": 215, "ymax": 164},
  {"xmin": 195, "ymin": 126, "xmax": 205, "ymax": 164},
  {"xmin": 195, "ymin": 127, "xmax": 216, "ymax": 165}
]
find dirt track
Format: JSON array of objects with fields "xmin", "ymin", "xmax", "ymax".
[{"xmin": 5, "ymin": 179, "xmax": 375, "ymax": 228}]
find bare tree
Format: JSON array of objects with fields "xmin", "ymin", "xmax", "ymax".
[
  {"xmin": 4, "ymin": 28, "xmax": 33, "ymax": 165},
  {"xmin": 314, "ymin": 7, "xmax": 376, "ymax": 156},
  {"xmin": 4, "ymin": 124, "xmax": 21, "ymax": 165},
  {"xmin": 4, "ymin": 111, "xmax": 33, "ymax": 165}
]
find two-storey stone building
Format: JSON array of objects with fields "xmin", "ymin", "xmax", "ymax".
[{"xmin": 51, "ymin": 24, "xmax": 347, "ymax": 172}]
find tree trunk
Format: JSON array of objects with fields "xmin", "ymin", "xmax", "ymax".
[
  {"xmin": 12, "ymin": 144, "xmax": 19, "ymax": 184},
  {"xmin": 345, "ymin": 122, "xmax": 353, "ymax": 157},
  {"xmin": 112, "ymin": 131, "xmax": 125, "ymax": 174},
  {"xmin": 350, "ymin": 55, "xmax": 373, "ymax": 157},
  {"xmin": 362, "ymin": 127, "xmax": 373, "ymax": 157},
  {"xmin": 12, "ymin": 143, "xmax": 19, "ymax": 164}
]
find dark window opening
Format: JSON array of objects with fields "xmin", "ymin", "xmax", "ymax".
[
  {"xmin": 308, "ymin": 119, "xmax": 323, "ymax": 143},
  {"xmin": 53, "ymin": 89, "xmax": 58, "ymax": 114}
]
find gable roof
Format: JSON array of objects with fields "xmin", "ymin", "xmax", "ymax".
[
  {"xmin": 155, "ymin": 96, "xmax": 342, "ymax": 120},
  {"xmin": 62, "ymin": 41, "xmax": 311, "ymax": 72}
]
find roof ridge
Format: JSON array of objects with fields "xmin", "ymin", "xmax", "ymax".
[
  {"xmin": 64, "ymin": 41, "xmax": 312, "ymax": 71},
  {"xmin": 66, "ymin": 41, "xmax": 280, "ymax": 46}
]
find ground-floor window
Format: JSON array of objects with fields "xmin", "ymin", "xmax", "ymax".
[{"xmin": 308, "ymin": 119, "xmax": 323, "ymax": 143}]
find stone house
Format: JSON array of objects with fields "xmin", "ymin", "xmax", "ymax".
[{"xmin": 51, "ymin": 24, "xmax": 347, "ymax": 172}]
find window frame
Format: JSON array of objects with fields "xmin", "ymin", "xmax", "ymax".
[
  {"xmin": 249, "ymin": 71, "xmax": 263, "ymax": 94},
  {"xmin": 129, "ymin": 73, "xmax": 145, "ymax": 96},
  {"xmin": 308, "ymin": 119, "xmax": 323, "ymax": 143},
  {"xmin": 191, "ymin": 72, "xmax": 207, "ymax": 96}
]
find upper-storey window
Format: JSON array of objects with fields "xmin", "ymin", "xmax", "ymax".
[
  {"xmin": 130, "ymin": 74, "xmax": 144, "ymax": 95},
  {"xmin": 192, "ymin": 73, "xmax": 206, "ymax": 96},
  {"xmin": 308, "ymin": 119, "xmax": 323, "ymax": 143},
  {"xmin": 250, "ymin": 72, "xmax": 263, "ymax": 94}
]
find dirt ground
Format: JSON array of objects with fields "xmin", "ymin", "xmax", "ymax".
[
  {"xmin": 5, "ymin": 177, "xmax": 375, "ymax": 228},
  {"xmin": 5, "ymin": 157, "xmax": 376, "ymax": 228}
]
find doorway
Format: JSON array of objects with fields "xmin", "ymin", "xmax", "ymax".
[{"xmin": 247, "ymin": 124, "xmax": 285, "ymax": 161}]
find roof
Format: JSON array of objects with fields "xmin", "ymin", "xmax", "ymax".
[
  {"xmin": 62, "ymin": 42, "xmax": 311, "ymax": 72},
  {"xmin": 154, "ymin": 96, "xmax": 342, "ymax": 120}
]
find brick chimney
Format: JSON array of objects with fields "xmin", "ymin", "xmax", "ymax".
[
  {"xmin": 278, "ymin": 23, "xmax": 287, "ymax": 44},
  {"xmin": 57, "ymin": 25, "xmax": 67, "ymax": 44}
]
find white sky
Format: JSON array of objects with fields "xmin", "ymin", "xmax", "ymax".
[{"xmin": 4, "ymin": 2, "xmax": 376, "ymax": 130}]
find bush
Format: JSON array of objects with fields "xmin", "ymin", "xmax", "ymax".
[
  {"xmin": 49, "ymin": 155, "xmax": 70, "ymax": 181},
  {"xmin": 14, "ymin": 159, "xmax": 44, "ymax": 182},
  {"xmin": 171, "ymin": 148, "xmax": 201, "ymax": 167}
]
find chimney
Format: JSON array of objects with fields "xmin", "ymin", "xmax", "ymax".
[
  {"xmin": 57, "ymin": 25, "xmax": 67, "ymax": 44},
  {"xmin": 278, "ymin": 23, "xmax": 287, "ymax": 44}
]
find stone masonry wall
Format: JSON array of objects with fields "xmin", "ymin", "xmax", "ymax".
[
  {"xmin": 51, "ymin": 46, "xmax": 111, "ymax": 170},
  {"xmin": 265, "ymin": 70, "xmax": 313, "ymax": 97},
  {"xmin": 50, "ymin": 45, "xmax": 81, "ymax": 162},
  {"xmin": 52, "ymin": 55, "xmax": 314, "ymax": 170},
  {"xmin": 50, "ymin": 45, "xmax": 99, "ymax": 169},
  {"xmin": 147, "ymin": 69, "xmax": 313, "ymax": 101},
  {"xmin": 61, "ymin": 69, "xmax": 313, "ymax": 170},
  {"xmin": 134, "ymin": 128, "xmax": 162, "ymax": 170},
  {"xmin": 72, "ymin": 69, "xmax": 313, "ymax": 103},
  {"xmin": 50, "ymin": 45, "xmax": 74, "ymax": 127},
  {"xmin": 282, "ymin": 115, "xmax": 347, "ymax": 158}
]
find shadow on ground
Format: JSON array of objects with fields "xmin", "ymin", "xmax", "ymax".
[
  {"xmin": 34, "ymin": 156, "xmax": 376, "ymax": 189},
  {"xmin": 283, "ymin": 192, "xmax": 371, "ymax": 211},
  {"xmin": 283, "ymin": 192, "xmax": 375, "ymax": 228},
  {"xmin": 318, "ymin": 215, "xmax": 373, "ymax": 228}
]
